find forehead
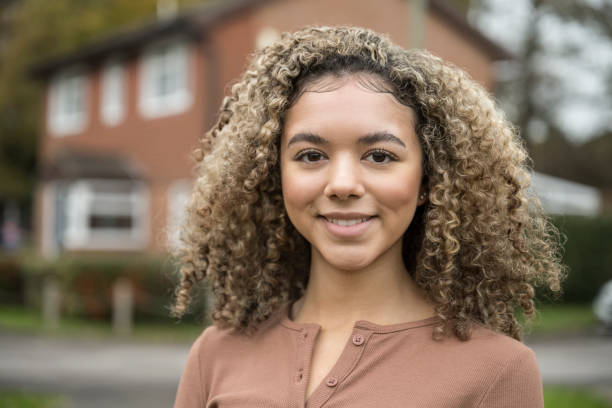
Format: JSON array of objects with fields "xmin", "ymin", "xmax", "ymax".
[{"xmin": 283, "ymin": 74, "xmax": 416, "ymax": 140}]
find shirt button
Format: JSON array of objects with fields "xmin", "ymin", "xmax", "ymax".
[
  {"xmin": 352, "ymin": 334, "xmax": 365, "ymax": 346},
  {"xmin": 326, "ymin": 377, "xmax": 338, "ymax": 387}
]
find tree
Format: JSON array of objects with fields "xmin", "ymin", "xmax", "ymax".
[{"xmin": 469, "ymin": 0, "xmax": 612, "ymax": 188}]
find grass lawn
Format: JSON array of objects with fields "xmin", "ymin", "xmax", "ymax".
[
  {"xmin": 545, "ymin": 386, "xmax": 612, "ymax": 408},
  {"xmin": 0, "ymin": 391, "xmax": 67, "ymax": 408},
  {"xmin": 523, "ymin": 303, "xmax": 598, "ymax": 337},
  {"xmin": 0, "ymin": 302, "xmax": 600, "ymax": 342},
  {"xmin": 1, "ymin": 387, "xmax": 609, "ymax": 407},
  {"xmin": 0, "ymin": 305, "xmax": 205, "ymax": 343}
]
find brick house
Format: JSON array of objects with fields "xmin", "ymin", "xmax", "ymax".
[{"xmin": 31, "ymin": 0, "xmax": 510, "ymax": 256}]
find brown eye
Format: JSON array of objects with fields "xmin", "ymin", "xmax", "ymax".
[
  {"xmin": 371, "ymin": 152, "xmax": 387, "ymax": 163},
  {"xmin": 295, "ymin": 149, "xmax": 326, "ymax": 163},
  {"xmin": 306, "ymin": 152, "xmax": 322, "ymax": 162},
  {"xmin": 364, "ymin": 149, "xmax": 396, "ymax": 164}
]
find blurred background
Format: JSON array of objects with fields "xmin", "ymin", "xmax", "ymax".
[{"xmin": 0, "ymin": 0, "xmax": 611, "ymax": 407}]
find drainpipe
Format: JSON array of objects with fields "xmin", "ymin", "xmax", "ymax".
[{"xmin": 410, "ymin": 0, "xmax": 428, "ymax": 49}]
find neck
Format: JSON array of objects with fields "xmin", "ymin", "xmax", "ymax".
[{"xmin": 292, "ymin": 244, "xmax": 435, "ymax": 331}]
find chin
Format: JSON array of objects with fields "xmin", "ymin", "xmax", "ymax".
[{"xmin": 324, "ymin": 251, "xmax": 375, "ymax": 272}]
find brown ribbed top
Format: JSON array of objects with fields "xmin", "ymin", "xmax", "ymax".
[{"xmin": 174, "ymin": 302, "xmax": 543, "ymax": 408}]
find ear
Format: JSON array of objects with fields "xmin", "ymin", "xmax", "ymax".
[
  {"xmin": 417, "ymin": 190, "xmax": 428, "ymax": 206},
  {"xmin": 417, "ymin": 180, "xmax": 428, "ymax": 206},
  {"xmin": 417, "ymin": 175, "xmax": 429, "ymax": 207}
]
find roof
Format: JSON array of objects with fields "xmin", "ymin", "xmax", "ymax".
[
  {"xmin": 428, "ymin": 0, "xmax": 512, "ymax": 60},
  {"xmin": 31, "ymin": 0, "xmax": 511, "ymax": 78},
  {"xmin": 43, "ymin": 149, "xmax": 146, "ymax": 181},
  {"xmin": 531, "ymin": 172, "xmax": 602, "ymax": 216},
  {"xmin": 30, "ymin": 0, "xmax": 267, "ymax": 78}
]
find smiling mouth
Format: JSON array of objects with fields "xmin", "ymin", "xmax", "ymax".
[{"xmin": 321, "ymin": 216, "xmax": 374, "ymax": 226}]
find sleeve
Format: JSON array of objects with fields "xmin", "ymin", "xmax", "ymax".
[
  {"xmin": 173, "ymin": 333, "xmax": 207, "ymax": 408},
  {"xmin": 477, "ymin": 347, "xmax": 544, "ymax": 408}
]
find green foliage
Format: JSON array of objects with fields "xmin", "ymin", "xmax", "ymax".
[
  {"xmin": 0, "ymin": 304, "xmax": 205, "ymax": 342},
  {"xmin": 18, "ymin": 252, "xmax": 209, "ymax": 324},
  {"xmin": 525, "ymin": 303, "xmax": 597, "ymax": 336},
  {"xmin": 546, "ymin": 215, "xmax": 612, "ymax": 303},
  {"xmin": 544, "ymin": 386, "xmax": 612, "ymax": 408},
  {"xmin": 0, "ymin": 254, "xmax": 24, "ymax": 304},
  {"xmin": 0, "ymin": 391, "xmax": 65, "ymax": 408}
]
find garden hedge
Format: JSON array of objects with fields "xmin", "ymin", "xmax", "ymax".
[
  {"xmin": 2, "ymin": 252, "xmax": 209, "ymax": 324},
  {"xmin": 549, "ymin": 215, "xmax": 612, "ymax": 303}
]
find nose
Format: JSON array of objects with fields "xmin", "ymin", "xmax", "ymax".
[{"xmin": 323, "ymin": 155, "xmax": 365, "ymax": 200}]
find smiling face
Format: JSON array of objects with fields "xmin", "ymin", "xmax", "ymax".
[{"xmin": 280, "ymin": 74, "xmax": 426, "ymax": 272}]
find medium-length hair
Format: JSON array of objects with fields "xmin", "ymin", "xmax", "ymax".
[{"xmin": 171, "ymin": 26, "xmax": 565, "ymax": 341}]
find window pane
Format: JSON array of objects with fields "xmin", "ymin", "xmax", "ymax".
[{"xmin": 89, "ymin": 214, "xmax": 133, "ymax": 229}]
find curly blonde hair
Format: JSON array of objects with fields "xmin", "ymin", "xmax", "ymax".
[{"xmin": 170, "ymin": 26, "xmax": 565, "ymax": 341}]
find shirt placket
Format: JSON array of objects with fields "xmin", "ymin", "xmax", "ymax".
[
  {"xmin": 292, "ymin": 325, "xmax": 320, "ymax": 408},
  {"xmin": 305, "ymin": 328, "xmax": 373, "ymax": 408}
]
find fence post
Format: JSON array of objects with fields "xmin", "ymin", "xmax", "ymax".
[
  {"xmin": 112, "ymin": 277, "xmax": 133, "ymax": 336},
  {"xmin": 42, "ymin": 275, "xmax": 60, "ymax": 329}
]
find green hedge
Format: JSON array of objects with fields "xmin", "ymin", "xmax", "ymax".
[
  {"xmin": 2, "ymin": 252, "xmax": 208, "ymax": 324},
  {"xmin": 0, "ymin": 255, "xmax": 25, "ymax": 304},
  {"xmin": 549, "ymin": 215, "xmax": 612, "ymax": 303}
]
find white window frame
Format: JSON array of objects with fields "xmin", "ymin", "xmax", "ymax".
[
  {"xmin": 100, "ymin": 58, "xmax": 126, "ymax": 126},
  {"xmin": 62, "ymin": 179, "xmax": 149, "ymax": 250},
  {"xmin": 138, "ymin": 36, "xmax": 192, "ymax": 119},
  {"xmin": 47, "ymin": 66, "xmax": 89, "ymax": 136}
]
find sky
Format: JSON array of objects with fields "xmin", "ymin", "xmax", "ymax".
[{"xmin": 469, "ymin": 0, "xmax": 612, "ymax": 143}]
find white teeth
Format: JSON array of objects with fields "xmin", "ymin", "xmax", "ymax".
[{"xmin": 326, "ymin": 217, "xmax": 370, "ymax": 226}]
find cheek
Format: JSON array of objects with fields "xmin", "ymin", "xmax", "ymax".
[
  {"xmin": 281, "ymin": 166, "xmax": 320, "ymax": 215},
  {"xmin": 371, "ymin": 171, "xmax": 422, "ymax": 209}
]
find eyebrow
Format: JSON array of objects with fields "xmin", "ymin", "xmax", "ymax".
[
  {"xmin": 359, "ymin": 131, "xmax": 406, "ymax": 148},
  {"xmin": 287, "ymin": 131, "xmax": 406, "ymax": 148}
]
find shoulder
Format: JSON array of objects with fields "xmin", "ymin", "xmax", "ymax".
[
  {"xmin": 189, "ymin": 306, "xmax": 288, "ymax": 365},
  {"xmin": 416, "ymin": 322, "xmax": 542, "ymax": 406},
  {"xmin": 441, "ymin": 322, "xmax": 541, "ymax": 380},
  {"xmin": 464, "ymin": 322, "xmax": 537, "ymax": 364},
  {"xmin": 424, "ymin": 321, "xmax": 536, "ymax": 365},
  {"xmin": 461, "ymin": 323, "xmax": 543, "ymax": 407},
  {"xmin": 188, "ymin": 323, "xmax": 252, "ymax": 364}
]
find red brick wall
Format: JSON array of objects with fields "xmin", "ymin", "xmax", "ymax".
[
  {"xmin": 37, "ymin": 37, "xmax": 208, "ymax": 252},
  {"xmin": 35, "ymin": 0, "xmax": 501, "ymax": 254},
  {"xmin": 251, "ymin": 0, "xmax": 495, "ymax": 90}
]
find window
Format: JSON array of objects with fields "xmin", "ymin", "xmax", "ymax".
[
  {"xmin": 138, "ymin": 37, "xmax": 192, "ymax": 118},
  {"xmin": 47, "ymin": 67, "xmax": 89, "ymax": 135},
  {"xmin": 101, "ymin": 59, "xmax": 126, "ymax": 126},
  {"xmin": 63, "ymin": 180, "xmax": 149, "ymax": 250}
]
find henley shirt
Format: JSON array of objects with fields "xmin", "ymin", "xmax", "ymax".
[{"xmin": 174, "ymin": 301, "xmax": 544, "ymax": 408}]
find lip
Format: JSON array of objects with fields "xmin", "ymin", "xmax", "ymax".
[
  {"xmin": 319, "ymin": 214, "xmax": 376, "ymax": 238},
  {"xmin": 320, "ymin": 212, "xmax": 375, "ymax": 220}
]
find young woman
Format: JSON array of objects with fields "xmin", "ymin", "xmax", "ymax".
[{"xmin": 171, "ymin": 26, "xmax": 564, "ymax": 408}]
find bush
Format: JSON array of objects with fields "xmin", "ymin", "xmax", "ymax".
[
  {"xmin": 0, "ymin": 254, "xmax": 25, "ymax": 304},
  {"xmin": 548, "ymin": 215, "xmax": 612, "ymax": 303},
  {"xmin": 16, "ymin": 252, "xmax": 208, "ymax": 324}
]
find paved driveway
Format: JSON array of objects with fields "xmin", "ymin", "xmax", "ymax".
[
  {"xmin": 0, "ymin": 331, "xmax": 192, "ymax": 408},
  {"xmin": 1, "ymin": 330, "xmax": 611, "ymax": 407},
  {"xmin": 529, "ymin": 334, "xmax": 612, "ymax": 402}
]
